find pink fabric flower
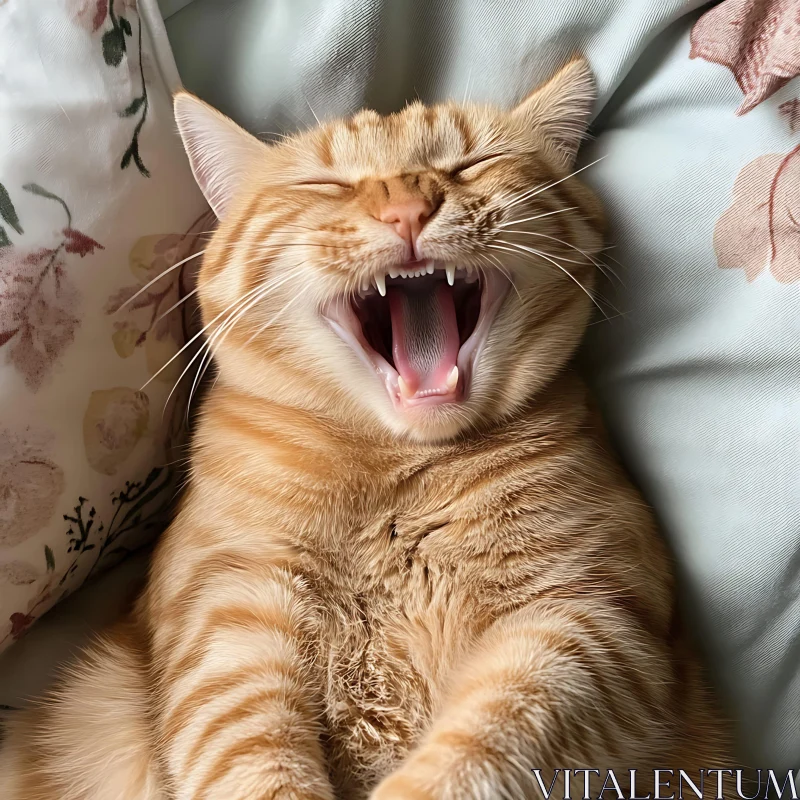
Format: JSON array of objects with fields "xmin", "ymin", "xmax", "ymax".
[{"xmin": 690, "ymin": 0, "xmax": 800, "ymax": 115}]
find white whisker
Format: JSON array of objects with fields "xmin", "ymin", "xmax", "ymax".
[
  {"xmin": 502, "ymin": 230, "xmax": 622, "ymax": 285},
  {"xmin": 168, "ymin": 285, "xmax": 272, "ymax": 417},
  {"xmin": 241, "ymin": 292, "xmax": 307, "ymax": 349},
  {"xmin": 153, "ymin": 287, "xmax": 199, "ymax": 326},
  {"xmin": 141, "ymin": 281, "xmax": 267, "ymax": 391},
  {"xmin": 304, "ymin": 95, "xmax": 321, "ymax": 125},
  {"xmin": 184, "ymin": 265, "xmax": 310, "ymax": 413},
  {"xmin": 509, "ymin": 155, "xmax": 608, "ymax": 207},
  {"xmin": 498, "ymin": 207, "xmax": 578, "ymax": 228},
  {"xmin": 116, "ymin": 249, "xmax": 206, "ymax": 312},
  {"xmin": 462, "ymin": 67, "xmax": 473, "ymax": 105},
  {"xmin": 488, "ymin": 241, "xmax": 608, "ymax": 318},
  {"xmin": 502, "ymin": 155, "xmax": 607, "ymax": 211}
]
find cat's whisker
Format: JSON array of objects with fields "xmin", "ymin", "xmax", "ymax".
[
  {"xmin": 477, "ymin": 253, "xmax": 521, "ymax": 300},
  {"xmin": 497, "ymin": 206, "xmax": 578, "ymax": 228},
  {"xmin": 261, "ymin": 240, "xmax": 364, "ymax": 251},
  {"xmin": 142, "ymin": 280, "xmax": 268, "ymax": 391},
  {"xmin": 502, "ymin": 229, "xmax": 623, "ymax": 285},
  {"xmin": 587, "ymin": 311, "xmax": 628, "ymax": 326},
  {"xmin": 159, "ymin": 297, "xmax": 259, "ymax": 419},
  {"xmin": 304, "ymin": 95, "xmax": 322, "ymax": 126},
  {"xmin": 502, "ymin": 237, "xmax": 620, "ymax": 317},
  {"xmin": 241, "ymin": 292, "xmax": 307, "ymax": 349},
  {"xmin": 488, "ymin": 241, "xmax": 608, "ymax": 318},
  {"xmin": 153, "ymin": 287, "xmax": 199, "ymax": 325},
  {"xmin": 184, "ymin": 265, "xmax": 311, "ymax": 413},
  {"xmin": 115, "ymin": 249, "xmax": 207, "ymax": 313},
  {"xmin": 501, "ymin": 155, "xmax": 607, "ymax": 212},
  {"xmin": 595, "ymin": 247, "xmax": 627, "ymax": 283},
  {"xmin": 462, "ymin": 67, "xmax": 473, "ymax": 105}
]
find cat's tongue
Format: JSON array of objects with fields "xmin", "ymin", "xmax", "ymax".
[{"xmin": 388, "ymin": 281, "xmax": 460, "ymax": 400}]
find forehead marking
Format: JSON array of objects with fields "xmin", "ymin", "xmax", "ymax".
[{"xmin": 450, "ymin": 108, "xmax": 475, "ymax": 155}]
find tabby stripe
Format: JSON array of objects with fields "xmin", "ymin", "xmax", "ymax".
[
  {"xmin": 166, "ymin": 611, "xmax": 302, "ymax": 698},
  {"xmin": 204, "ymin": 603, "xmax": 302, "ymax": 640},
  {"xmin": 450, "ymin": 108, "xmax": 475, "ymax": 154},
  {"xmin": 238, "ymin": 208, "xmax": 305, "ymax": 298},
  {"xmin": 184, "ymin": 686, "xmax": 310, "ymax": 772},
  {"xmin": 191, "ymin": 730, "xmax": 326, "ymax": 800},
  {"xmin": 454, "ymin": 624, "xmax": 622, "ymax": 754},
  {"xmin": 570, "ymin": 609, "xmax": 667, "ymax": 715},
  {"xmin": 210, "ymin": 188, "xmax": 273, "ymax": 281},
  {"xmin": 161, "ymin": 660, "xmax": 301, "ymax": 743},
  {"xmin": 423, "ymin": 106, "xmax": 437, "ymax": 130},
  {"xmin": 317, "ymin": 127, "xmax": 333, "ymax": 167}
]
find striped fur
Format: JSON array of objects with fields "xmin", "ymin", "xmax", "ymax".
[{"xmin": 0, "ymin": 59, "xmax": 733, "ymax": 799}]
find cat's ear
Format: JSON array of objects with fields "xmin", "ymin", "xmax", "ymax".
[
  {"xmin": 174, "ymin": 92, "xmax": 269, "ymax": 219},
  {"xmin": 512, "ymin": 57, "xmax": 595, "ymax": 170}
]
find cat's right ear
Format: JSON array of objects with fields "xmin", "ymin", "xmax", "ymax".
[{"xmin": 174, "ymin": 92, "xmax": 269, "ymax": 219}]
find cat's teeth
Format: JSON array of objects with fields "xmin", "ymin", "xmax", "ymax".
[
  {"xmin": 445, "ymin": 264, "xmax": 455, "ymax": 286},
  {"xmin": 398, "ymin": 376, "xmax": 412, "ymax": 397},
  {"xmin": 426, "ymin": 262, "xmax": 434, "ymax": 275},
  {"xmin": 375, "ymin": 273, "xmax": 386, "ymax": 297},
  {"xmin": 446, "ymin": 365, "xmax": 459, "ymax": 391},
  {"xmin": 389, "ymin": 268, "xmax": 399, "ymax": 279}
]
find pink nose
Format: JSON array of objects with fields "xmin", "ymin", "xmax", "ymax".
[{"xmin": 379, "ymin": 198, "xmax": 434, "ymax": 253}]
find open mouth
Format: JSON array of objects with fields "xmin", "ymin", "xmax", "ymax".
[{"xmin": 323, "ymin": 259, "xmax": 510, "ymax": 411}]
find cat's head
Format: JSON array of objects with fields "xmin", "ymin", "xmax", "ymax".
[{"xmin": 175, "ymin": 58, "xmax": 604, "ymax": 442}]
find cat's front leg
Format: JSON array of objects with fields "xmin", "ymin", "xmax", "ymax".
[
  {"xmin": 370, "ymin": 599, "xmax": 676, "ymax": 800},
  {"xmin": 153, "ymin": 560, "xmax": 334, "ymax": 800}
]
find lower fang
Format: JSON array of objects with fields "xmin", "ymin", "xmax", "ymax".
[
  {"xmin": 446, "ymin": 365, "xmax": 459, "ymax": 391},
  {"xmin": 398, "ymin": 376, "xmax": 412, "ymax": 398}
]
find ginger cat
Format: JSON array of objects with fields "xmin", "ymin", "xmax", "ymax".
[{"xmin": 0, "ymin": 58, "xmax": 732, "ymax": 799}]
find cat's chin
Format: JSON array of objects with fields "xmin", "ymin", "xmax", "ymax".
[{"xmin": 322, "ymin": 261, "xmax": 510, "ymax": 432}]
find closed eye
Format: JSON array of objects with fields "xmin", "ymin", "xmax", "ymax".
[
  {"xmin": 294, "ymin": 180, "xmax": 352, "ymax": 190},
  {"xmin": 451, "ymin": 153, "xmax": 510, "ymax": 175}
]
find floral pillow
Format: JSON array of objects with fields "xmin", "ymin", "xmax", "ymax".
[
  {"xmin": 581, "ymin": 0, "xmax": 800, "ymax": 766},
  {"xmin": 0, "ymin": 0, "xmax": 210, "ymax": 651}
]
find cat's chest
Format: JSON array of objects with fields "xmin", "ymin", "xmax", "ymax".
[
  {"xmin": 298, "ymin": 455, "xmax": 569, "ymax": 790},
  {"xmin": 315, "ymin": 534, "xmax": 482, "ymax": 793}
]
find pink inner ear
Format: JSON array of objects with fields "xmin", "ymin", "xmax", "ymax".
[
  {"xmin": 513, "ymin": 59, "xmax": 596, "ymax": 168},
  {"xmin": 174, "ymin": 93, "xmax": 267, "ymax": 219}
]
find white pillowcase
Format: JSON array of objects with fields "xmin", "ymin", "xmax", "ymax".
[{"xmin": 0, "ymin": 0, "xmax": 209, "ymax": 652}]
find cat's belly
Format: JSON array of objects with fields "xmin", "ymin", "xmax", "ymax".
[{"xmin": 320, "ymin": 588, "xmax": 470, "ymax": 797}]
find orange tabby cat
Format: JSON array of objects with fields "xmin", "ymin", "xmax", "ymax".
[{"xmin": 0, "ymin": 58, "xmax": 732, "ymax": 799}]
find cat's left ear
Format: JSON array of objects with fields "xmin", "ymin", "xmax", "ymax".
[
  {"xmin": 174, "ymin": 92, "xmax": 270, "ymax": 219},
  {"xmin": 511, "ymin": 57, "xmax": 596, "ymax": 170}
]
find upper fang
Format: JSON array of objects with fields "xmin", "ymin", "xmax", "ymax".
[
  {"xmin": 445, "ymin": 264, "xmax": 455, "ymax": 286},
  {"xmin": 375, "ymin": 273, "xmax": 387, "ymax": 296}
]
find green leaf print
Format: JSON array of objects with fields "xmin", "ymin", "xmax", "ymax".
[
  {"xmin": 44, "ymin": 545, "xmax": 56, "ymax": 573},
  {"xmin": 102, "ymin": 26, "xmax": 126, "ymax": 66},
  {"xmin": 0, "ymin": 183, "xmax": 23, "ymax": 235}
]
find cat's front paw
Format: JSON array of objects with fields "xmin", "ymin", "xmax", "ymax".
[{"xmin": 370, "ymin": 771, "xmax": 436, "ymax": 800}]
